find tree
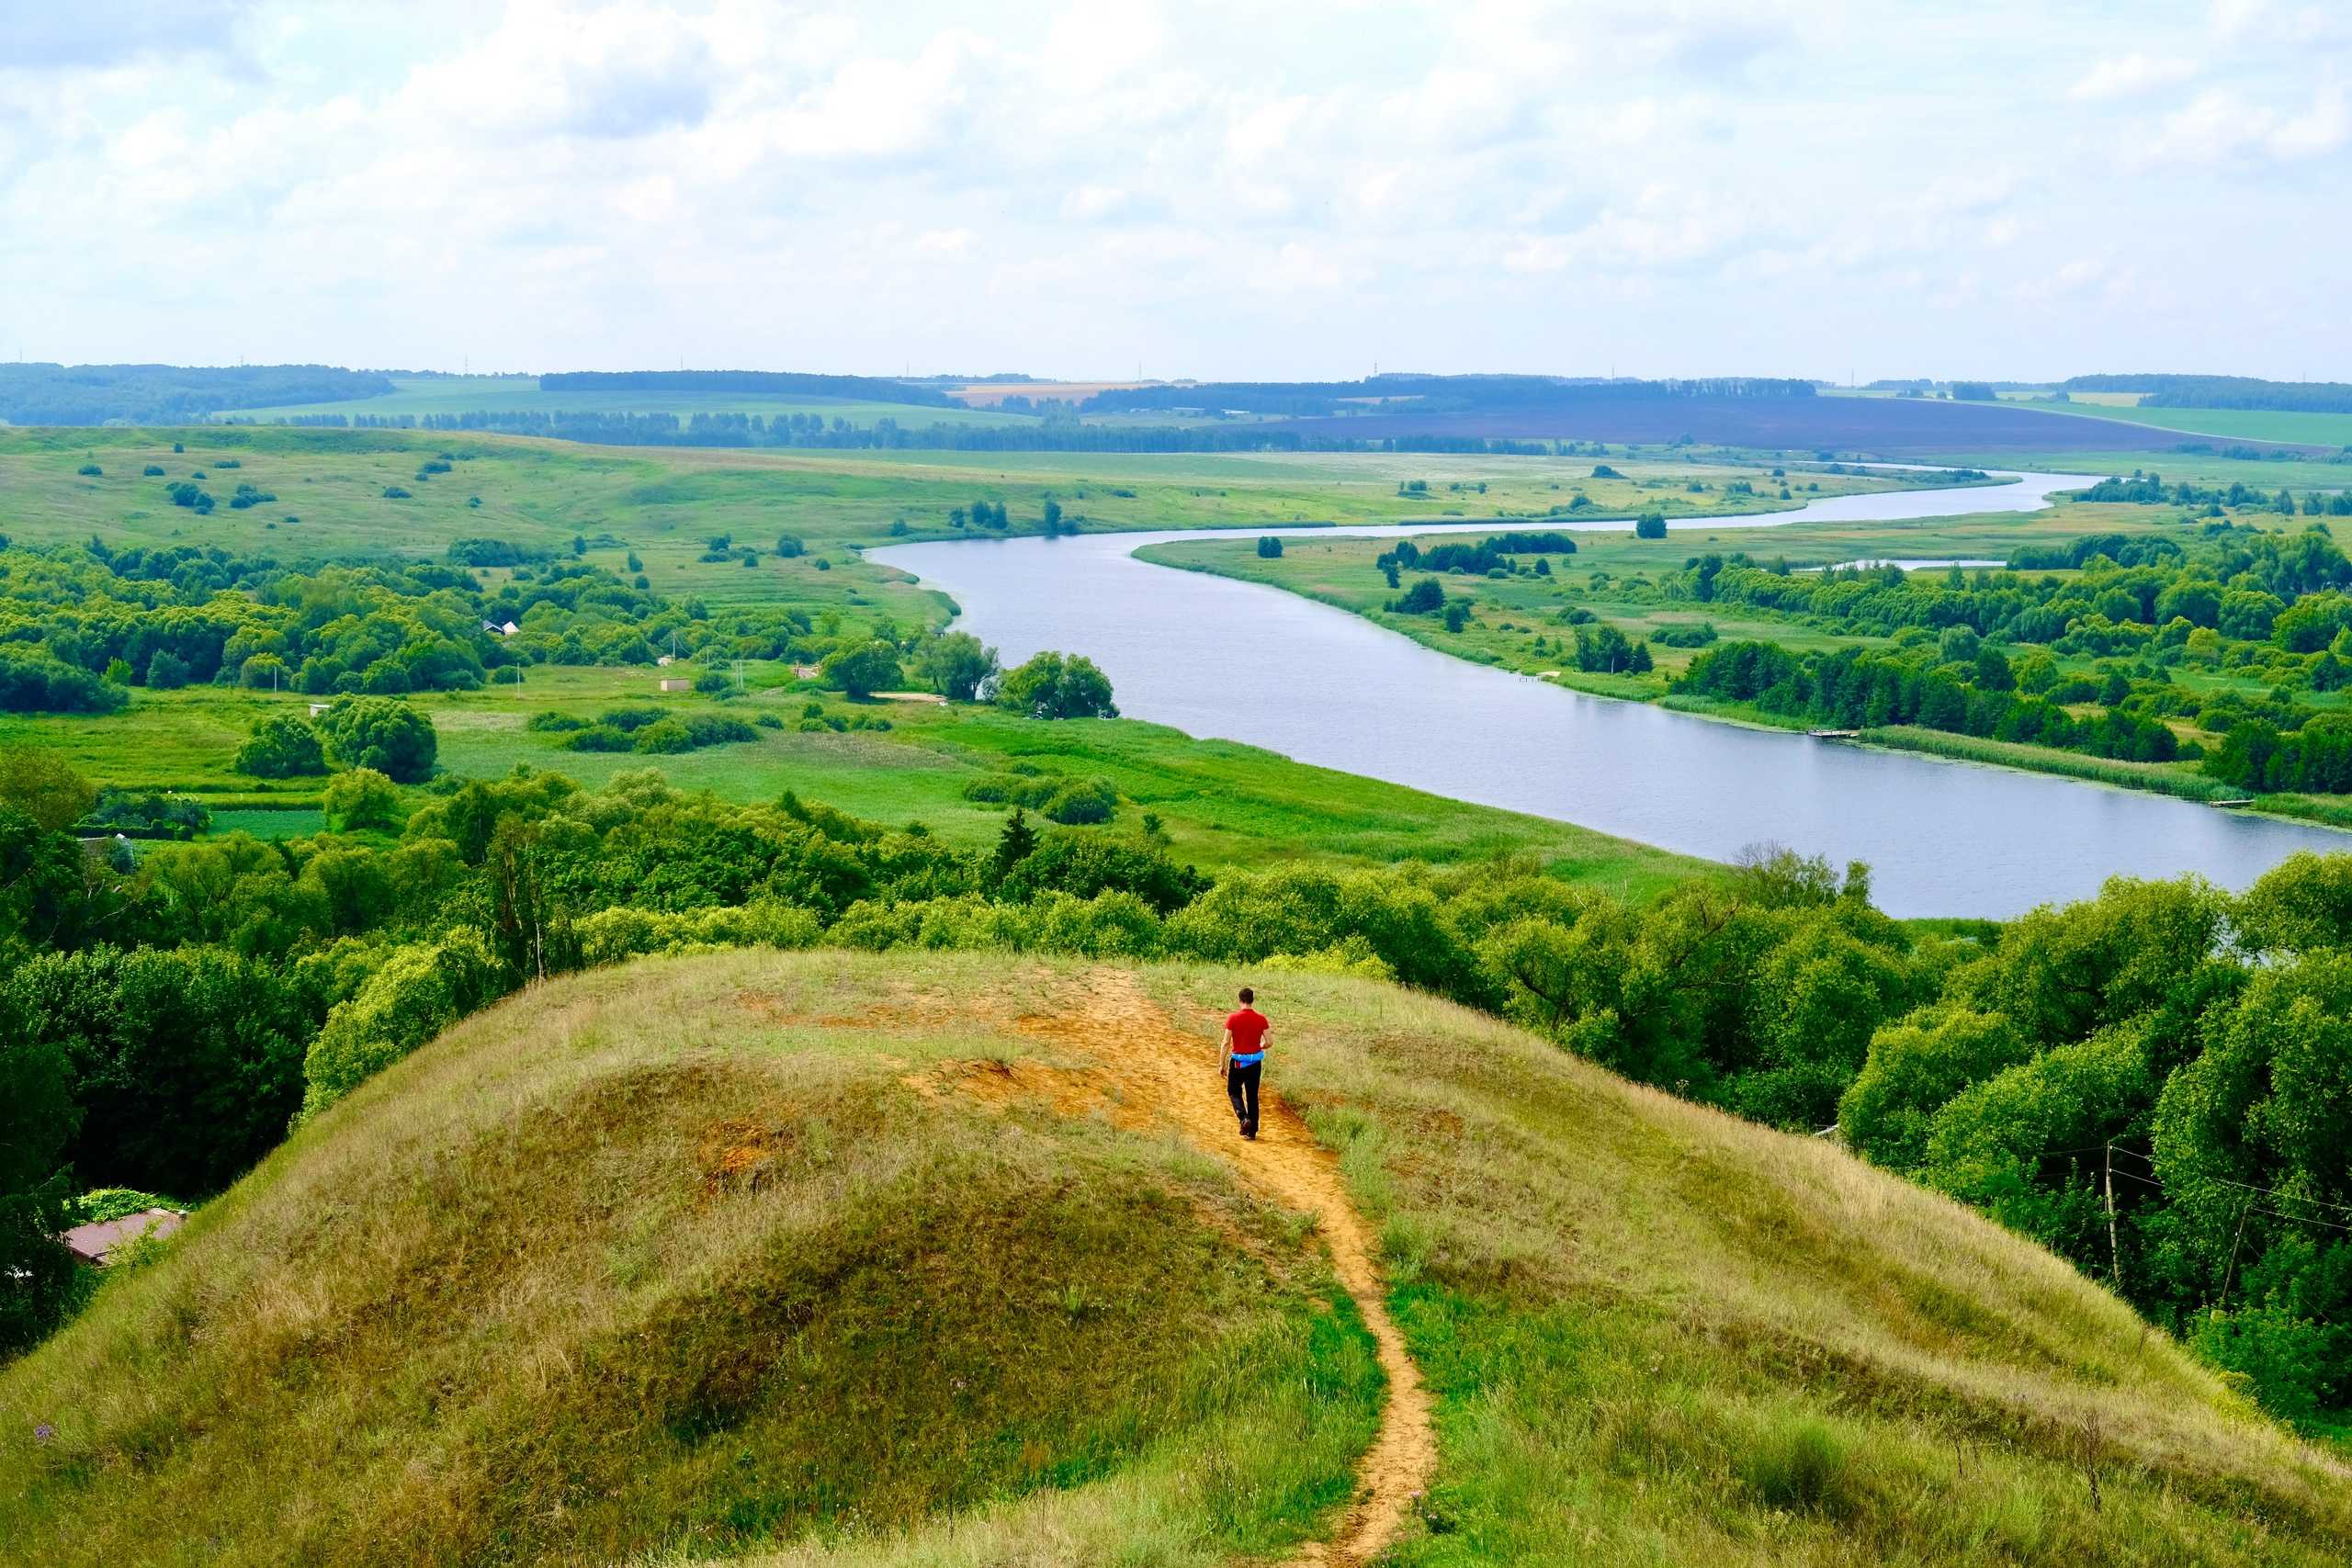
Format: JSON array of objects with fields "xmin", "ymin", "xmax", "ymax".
[
  {"xmin": 1257, "ymin": 536, "xmax": 1283, "ymax": 558},
  {"xmin": 996, "ymin": 651, "xmax": 1118, "ymax": 719},
  {"xmin": 917, "ymin": 632, "xmax": 1001, "ymax": 702},
  {"xmin": 0, "ymin": 749, "xmax": 96, "ymax": 832},
  {"xmin": 0, "ymin": 996, "xmax": 77, "ymax": 1354},
  {"xmin": 315, "ymin": 696, "xmax": 438, "ymax": 784},
  {"xmin": 1043, "ymin": 498, "xmax": 1064, "ymax": 533},
  {"xmin": 232, "ymin": 714, "xmax": 327, "ymax": 778},
  {"xmin": 1634, "ymin": 513, "xmax": 1668, "ymax": 539},
  {"xmin": 323, "ymin": 767, "xmax": 405, "ymax": 833},
  {"xmin": 993, "ymin": 807, "xmax": 1040, "ymax": 878},
  {"xmin": 1391, "ymin": 578, "xmax": 1446, "ymax": 615},
  {"xmin": 820, "ymin": 638, "xmax": 903, "ymax": 698},
  {"xmin": 146, "ymin": 649, "xmax": 191, "ymax": 690}
]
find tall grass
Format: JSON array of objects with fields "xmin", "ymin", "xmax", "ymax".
[{"xmin": 1860, "ymin": 725, "xmax": 2238, "ymax": 800}]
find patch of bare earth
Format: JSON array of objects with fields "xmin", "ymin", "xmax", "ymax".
[{"xmin": 918, "ymin": 968, "xmax": 1436, "ymax": 1566}]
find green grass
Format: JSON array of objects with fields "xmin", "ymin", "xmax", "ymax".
[
  {"xmin": 1853, "ymin": 727, "xmax": 2236, "ymax": 800},
  {"xmin": 2001, "ymin": 399, "xmax": 2352, "ymax": 450},
  {"xmin": 0, "ymin": 669, "xmax": 1704, "ymax": 895},
  {"xmin": 11, "ymin": 951, "xmax": 2342, "ymax": 1565},
  {"xmin": 0, "ymin": 953, "xmax": 1383, "ymax": 1566}
]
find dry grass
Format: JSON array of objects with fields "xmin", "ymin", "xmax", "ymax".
[{"xmin": 6, "ymin": 951, "xmax": 2345, "ymax": 1566}]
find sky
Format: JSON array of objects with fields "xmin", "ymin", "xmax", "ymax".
[{"xmin": 1, "ymin": 0, "xmax": 2347, "ymax": 383}]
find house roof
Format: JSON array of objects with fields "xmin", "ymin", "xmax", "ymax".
[{"xmin": 62, "ymin": 1209, "xmax": 184, "ymax": 1266}]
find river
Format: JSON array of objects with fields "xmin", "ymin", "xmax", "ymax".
[{"xmin": 870, "ymin": 470, "xmax": 2349, "ymax": 918}]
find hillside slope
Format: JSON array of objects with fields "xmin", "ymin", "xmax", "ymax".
[{"xmin": 5, "ymin": 952, "xmax": 2346, "ymax": 1566}]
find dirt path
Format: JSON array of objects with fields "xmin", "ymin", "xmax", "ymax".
[{"xmin": 1004, "ymin": 968, "xmax": 1436, "ymax": 1567}]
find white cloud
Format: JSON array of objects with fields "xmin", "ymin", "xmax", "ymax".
[
  {"xmin": 0, "ymin": 0, "xmax": 2347, "ymax": 378},
  {"xmin": 2068, "ymin": 52, "xmax": 2196, "ymax": 101}
]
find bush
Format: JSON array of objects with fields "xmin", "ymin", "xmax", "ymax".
[
  {"xmin": 1257, "ymin": 536, "xmax": 1283, "ymax": 558},
  {"xmin": 1634, "ymin": 513, "xmax": 1668, "ymax": 539},
  {"xmin": 76, "ymin": 463, "xmax": 102, "ymax": 477},
  {"xmin": 575, "ymin": 900, "xmax": 821, "ymax": 965},
  {"xmin": 1043, "ymin": 777, "xmax": 1119, "ymax": 825},
  {"xmin": 315, "ymin": 697, "xmax": 438, "ymax": 784},
  {"xmin": 232, "ymin": 714, "xmax": 327, "ymax": 778},
  {"xmin": 381, "ymin": 485, "xmax": 412, "ymax": 500},
  {"xmin": 560, "ymin": 725, "xmax": 636, "ymax": 752},
  {"xmin": 323, "ymin": 767, "xmax": 405, "ymax": 833},
  {"xmin": 630, "ymin": 718, "xmax": 695, "ymax": 754},
  {"xmin": 525, "ymin": 712, "xmax": 587, "ymax": 732}
]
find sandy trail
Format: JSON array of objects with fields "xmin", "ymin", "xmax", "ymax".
[{"xmin": 1003, "ymin": 968, "xmax": 1436, "ymax": 1567}]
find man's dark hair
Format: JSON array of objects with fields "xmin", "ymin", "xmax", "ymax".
[{"xmin": 1238, "ymin": 987, "xmax": 1253, "ymax": 1004}]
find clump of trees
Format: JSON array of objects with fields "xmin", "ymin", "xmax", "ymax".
[{"xmin": 996, "ymin": 652, "xmax": 1117, "ymax": 719}]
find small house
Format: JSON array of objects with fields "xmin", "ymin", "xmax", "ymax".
[
  {"xmin": 309, "ymin": 702, "xmax": 330, "ymax": 717},
  {"xmin": 656, "ymin": 654, "xmax": 673, "ymax": 667},
  {"xmin": 658, "ymin": 677, "xmax": 692, "ymax": 693},
  {"xmin": 62, "ymin": 1208, "xmax": 185, "ymax": 1267}
]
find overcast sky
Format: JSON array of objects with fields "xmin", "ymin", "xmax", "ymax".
[{"xmin": 2, "ymin": 0, "xmax": 2346, "ymax": 382}]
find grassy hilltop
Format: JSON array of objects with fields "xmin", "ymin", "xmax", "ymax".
[{"xmin": 4, "ymin": 950, "xmax": 2343, "ymax": 1566}]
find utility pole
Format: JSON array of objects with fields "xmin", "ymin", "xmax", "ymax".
[{"xmin": 2103, "ymin": 1143, "xmax": 2123, "ymax": 1290}]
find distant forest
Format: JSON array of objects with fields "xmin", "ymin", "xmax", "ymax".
[
  {"xmin": 312, "ymin": 406, "xmax": 1564, "ymax": 456},
  {"xmin": 1084, "ymin": 374, "xmax": 1817, "ymax": 418},
  {"xmin": 536, "ymin": 369, "xmax": 957, "ymax": 407},
  {"xmin": 2063, "ymin": 375, "xmax": 2352, "ymax": 413},
  {"xmin": 0, "ymin": 364, "xmax": 393, "ymax": 425}
]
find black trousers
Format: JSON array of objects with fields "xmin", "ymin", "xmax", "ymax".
[{"xmin": 1226, "ymin": 1060, "xmax": 1261, "ymax": 1134}]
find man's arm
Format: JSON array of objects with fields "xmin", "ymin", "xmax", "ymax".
[{"xmin": 1219, "ymin": 1024, "xmax": 1234, "ymax": 1074}]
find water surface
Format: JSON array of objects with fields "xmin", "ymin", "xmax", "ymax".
[{"xmin": 873, "ymin": 472, "xmax": 2346, "ymax": 917}]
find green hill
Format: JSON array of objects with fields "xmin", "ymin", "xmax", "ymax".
[{"xmin": 4, "ymin": 951, "xmax": 2345, "ymax": 1566}]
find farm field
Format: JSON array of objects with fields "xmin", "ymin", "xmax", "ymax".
[
  {"xmin": 2000, "ymin": 399, "xmax": 2352, "ymax": 449},
  {"xmin": 216, "ymin": 373, "xmax": 1028, "ymax": 428},
  {"xmin": 1275, "ymin": 391, "xmax": 2220, "ymax": 454}
]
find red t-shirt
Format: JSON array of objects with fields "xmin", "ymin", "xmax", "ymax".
[{"xmin": 1227, "ymin": 1008, "xmax": 1270, "ymax": 1055}]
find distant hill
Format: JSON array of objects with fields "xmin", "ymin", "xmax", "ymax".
[
  {"xmin": 5, "ymin": 949, "xmax": 2341, "ymax": 1566},
  {"xmin": 0, "ymin": 364, "xmax": 394, "ymax": 424},
  {"xmin": 538, "ymin": 369, "xmax": 959, "ymax": 407},
  {"xmin": 2064, "ymin": 374, "xmax": 2352, "ymax": 413}
]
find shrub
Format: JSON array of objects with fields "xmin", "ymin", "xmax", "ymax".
[
  {"xmin": 141, "ymin": 464, "xmax": 164, "ymax": 477},
  {"xmin": 560, "ymin": 725, "xmax": 636, "ymax": 752},
  {"xmin": 575, "ymin": 900, "xmax": 820, "ymax": 966},
  {"xmin": 1634, "ymin": 513, "xmax": 1668, "ymax": 539},
  {"xmin": 381, "ymin": 485, "xmax": 412, "ymax": 500},
  {"xmin": 1043, "ymin": 777, "xmax": 1119, "ymax": 825},
  {"xmin": 525, "ymin": 712, "xmax": 587, "ymax": 733},
  {"xmin": 323, "ymin": 767, "xmax": 405, "ymax": 833},
  {"xmin": 232, "ymin": 714, "xmax": 328, "ymax": 778},
  {"xmin": 630, "ymin": 718, "xmax": 695, "ymax": 754},
  {"xmin": 1257, "ymin": 536, "xmax": 1283, "ymax": 558},
  {"xmin": 1389, "ymin": 578, "xmax": 1446, "ymax": 615}
]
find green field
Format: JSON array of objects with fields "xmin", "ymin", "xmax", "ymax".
[
  {"xmin": 2002, "ymin": 399, "xmax": 2352, "ymax": 450},
  {"xmin": 214, "ymin": 373, "xmax": 1030, "ymax": 428},
  {"xmin": 6, "ymin": 949, "xmax": 2342, "ymax": 1566}
]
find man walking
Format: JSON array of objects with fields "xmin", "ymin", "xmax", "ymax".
[{"xmin": 1222, "ymin": 987, "xmax": 1271, "ymax": 1140}]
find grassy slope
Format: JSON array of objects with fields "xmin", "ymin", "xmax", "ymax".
[
  {"xmin": 0, "ymin": 953, "xmax": 1384, "ymax": 1567},
  {"xmin": 7, "ymin": 951, "xmax": 2344, "ymax": 1566}
]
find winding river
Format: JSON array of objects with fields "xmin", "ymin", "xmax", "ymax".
[{"xmin": 871, "ymin": 471, "xmax": 2349, "ymax": 918}]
